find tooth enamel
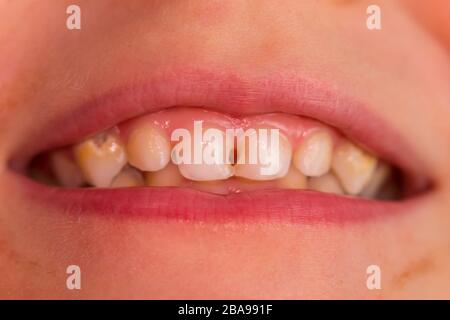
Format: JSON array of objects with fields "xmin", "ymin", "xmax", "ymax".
[
  {"xmin": 308, "ymin": 173, "xmax": 344, "ymax": 195},
  {"xmin": 126, "ymin": 124, "xmax": 171, "ymax": 172},
  {"xmin": 331, "ymin": 141, "xmax": 377, "ymax": 194},
  {"xmin": 74, "ymin": 128, "xmax": 127, "ymax": 187},
  {"xmin": 234, "ymin": 130, "xmax": 292, "ymax": 180},
  {"xmin": 360, "ymin": 162, "xmax": 391, "ymax": 198},
  {"xmin": 293, "ymin": 130, "xmax": 333, "ymax": 177},
  {"xmin": 110, "ymin": 166, "xmax": 144, "ymax": 188},
  {"xmin": 49, "ymin": 150, "xmax": 85, "ymax": 187},
  {"xmin": 145, "ymin": 163, "xmax": 185, "ymax": 187},
  {"xmin": 277, "ymin": 165, "xmax": 307, "ymax": 189}
]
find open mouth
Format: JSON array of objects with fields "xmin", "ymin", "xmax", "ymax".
[{"xmin": 10, "ymin": 70, "xmax": 431, "ymax": 223}]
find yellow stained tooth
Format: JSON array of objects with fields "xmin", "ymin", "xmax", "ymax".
[
  {"xmin": 49, "ymin": 150, "xmax": 85, "ymax": 187},
  {"xmin": 74, "ymin": 128, "xmax": 127, "ymax": 187},
  {"xmin": 110, "ymin": 166, "xmax": 144, "ymax": 188},
  {"xmin": 277, "ymin": 165, "xmax": 307, "ymax": 189},
  {"xmin": 360, "ymin": 162, "xmax": 391, "ymax": 198},
  {"xmin": 293, "ymin": 130, "xmax": 333, "ymax": 177},
  {"xmin": 331, "ymin": 141, "xmax": 377, "ymax": 194},
  {"xmin": 308, "ymin": 173, "xmax": 344, "ymax": 195},
  {"xmin": 126, "ymin": 124, "xmax": 171, "ymax": 172},
  {"xmin": 145, "ymin": 163, "xmax": 185, "ymax": 187},
  {"xmin": 234, "ymin": 130, "xmax": 292, "ymax": 181}
]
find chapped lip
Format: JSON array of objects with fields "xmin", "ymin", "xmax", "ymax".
[{"xmin": 9, "ymin": 67, "xmax": 431, "ymax": 223}]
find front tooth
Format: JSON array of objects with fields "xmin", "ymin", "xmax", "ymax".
[
  {"xmin": 126, "ymin": 124, "xmax": 171, "ymax": 172},
  {"xmin": 74, "ymin": 128, "xmax": 127, "ymax": 187},
  {"xmin": 308, "ymin": 173, "xmax": 344, "ymax": 195},
  {"xmin": 331, "ymin": 141, "xmax": 377, "ymax": 194},
  {"xmin": 293, "ymin": 130, "xmax": 333, "ymax": 177},
  {"xmin": 277, "ymin": 165, "xmax": 307, "ymax": 189},
  {"xmin": 49, "ymin": 150, "xmax": 85, "ymax": 187},
  {"xmin": 234, "ymin": 129, "xmax": 292, "ymax": 180},
  {"xmin": 110, "ymin": 166, "xmax": 144, "ymax": 188},
  {"xmin": 145, "ymin": 163, "xmax": 185, "ymax": 186},
  {"xmin": 360, "ymin": 162, "xmax": 391, "ymax": 198}
]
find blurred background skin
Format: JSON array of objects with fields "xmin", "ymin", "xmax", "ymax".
[{"xmin": 0, "ymin": 0, "xmax": 449, "ymax": 299}]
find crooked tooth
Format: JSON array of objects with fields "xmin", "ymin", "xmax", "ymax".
[
  {"xmin": 74, "ymin": 128, "xmax": 127, "ymax": 187},
  {"xmin": 49, "ymin": 150, "xmax": 85, "ymax": 187},
  {"xmin": 234, "ymin": 129, "xmax": 292, "ymax": 180},
  {"xmin": 331, "ymin": 141, "xmax": 377, "ymax": 194},
  {"xmin": 293, "ymin": 130, "xmax": 333, "ymax": 177},
  {"xmin": 110, "ymin": 166, "xmax": 144, "ymax": 188},
  {"xmin": 360, "ymin": 162, "xmax": 391, "ymax": 198},
  {"xmin": 145, "ymin": 163, "xmax": 185, "ymax": 186},
  {"xmin": 126, "ymin": 124, "xmax": 171, "ymax": 172},
  {"xmin": 308, "ymin": 173, "xmax": 344, "ymax": 195},
  {"xmin": 277, "ymin": 165, "xmax": 307, "ymax": 189}
]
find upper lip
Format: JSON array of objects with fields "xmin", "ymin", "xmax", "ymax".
[{"xmin": 7, "ymin": 67, "xmax": 432, "ymax": 223}]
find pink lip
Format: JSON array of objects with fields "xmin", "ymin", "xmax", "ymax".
[{"xmin": 8, "ymin": 67, "xmax": 430, "ymax": 223}]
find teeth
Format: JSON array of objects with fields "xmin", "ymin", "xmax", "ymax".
[
  {"xmin": 49, "ymin": 150, "xmax": 85, "ymax": 187},
  {"xmin": 360, "ymin": 162, "xmax": 391, "ymax": 198},
  {"xmin": 293, "ymin": 130, "xmax": 333, "ymax": 177},
  {"xmin": 74, "ymin": 128, "xmax": 127, "ymax": 187},
  {"xmin": 110, "ymin": 166, "xmax": 144, "ymax": 188},
  {"xmin": 277, "ymin": 165, "xmax": 307, "ymax": 189},
  {"xmin": 145, "ymin": 163, "xmax": 185, "ymax": 187},
  {"xmin": 234, "ymin": 130, "xmax": 292, "ymax": 180},
  {"xmin": 308, "ymin": 173, "xmax": 344, "ymax": 195},
  {"xmin": 126, "ymin": 124, "xmax": 171, "ymax": 172},
  {"xmin": 331, "ymin": 141, "xmax": 377, "ymax": 194}
]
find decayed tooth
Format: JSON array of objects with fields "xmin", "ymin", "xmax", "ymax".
[
  {"xmin": 331, "ymin": 141, "xmax": 377, "ymax": 195},
  {"xmin": 234, "ymin": 129, "xmax": 292, "ymax": 180},
  {"xmin": 126, "ymin": 124, "xmax": 171, "ymax": 172},
  {"xmin": 110, "ymin": 166, "xmax": 144, "ymax": 188},
  {"xmin": 360, "ymin": 162, "xmax": 391, "ymax": 198},
  {"xmin": 74, "ymin": 128, "xmax": 127, "ymax": 187},
  {"xmin": 293, "ymin": 130, "xmax": 333, "ymax": 177},
  {"xmin": 145, "ymin": 163, "xmax": 185, "ymax": 187},
  {"xmin": 308, "ymin": 173, "xmax": 344, "ymax": 195},
  {"xmin": 49, "ymin": 150, "xmax": 85, "ymax": 187},
  {"xmin": 277, "ymin": 165, "xmax": 307, "ymax": 189}
]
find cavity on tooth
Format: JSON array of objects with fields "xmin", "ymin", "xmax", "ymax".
[
  {"xmin": 234, "ymin": 129, "xmax": 292, "ymax": 181},
  {"xmin": 74, "ymin": 128, "xmax": 127, "ymax": 187},
  {"xmin": 360, "ymin": 162, "xmax": 391, "ymax": 198},
  {"xmin": 308, "ymin": 173, "xmax": 344, "ymax": 195},
  {"xmin": 110, "ymin": 166, "xmax": 144, "ymax": 188},
  {"xmin": 126, "ymin": 124, "xmax": 171, "ymax": 172},
  {"xmin": 277, "ymin": 165, "xmax": 307, "ymax": 189},
  {"xmin": 293, "ymin": 130, "xmax": 333, "ymax": 177},
  {"xmin": 331, "ymin": 141, "xmax": 377, "ymax": 195},
  {"xmin": 145, "ymin": 163, "xmax": 185, "ymax": 187},
  {"xmin": 49, "ymin": 150, "xmax": 85, "ymax": 187}
]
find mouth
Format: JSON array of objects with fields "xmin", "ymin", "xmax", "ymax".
[{"xmin": 9, "ymin": 68, "xmax": 431, "ymax": 223}]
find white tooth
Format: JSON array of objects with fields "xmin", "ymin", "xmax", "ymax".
[
  {"xmin": 293, "ymin": 130, "xmax": 333, "ymax": 177},
  {"xmin": 110, "ymin": 166, "xmax": 144, "ymax": 188},
  {"xmin": 49, "ymin": 150, "xmax": 85, "ymax": 187},
  {"xmin": 74, "ymin": 128, "xmax": 127, "ymax": 187},
  {"xmin": 145, "ymin": 163, "xmax": 185, "ymax": 186},
  {"xmin": 331, "ymin": 141, "xmax": 377, "ymax": 194},
  {"xmin": 277, "ymin": 165, "xmax": 307, "ymax": 189},
  {"xmin": 126, "ymin": 124, "xmax": 171, "ymax": 172},
  {"xmin": 234, "ymin": 129, "xmax": 292, "ymax": 181},
  {"xmin": 360, "ymin": 162, "xmax": 391, "ymax": 198},
  {"xmin": 308, "ymin": 173, "xmax": 344, "ymax": 195}
]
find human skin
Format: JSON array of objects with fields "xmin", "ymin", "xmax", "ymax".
[{"xmin": 0, "ymin": 0, "xmax": 450, "ymax": 299}]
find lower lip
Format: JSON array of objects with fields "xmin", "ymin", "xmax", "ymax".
[{"xmin": 14, "ymin": 172, "xmax": 419, "ymax": 224}]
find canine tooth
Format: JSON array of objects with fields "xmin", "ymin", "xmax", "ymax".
[
  {"xmin": 145, "ymin": 163, "xmax": 185, "ymax": 186},
  {"xmin": 49, "ymin": 150, "xmax": 85, "ymax": 187},
  {"xmin": 110, "ymin": 166, "xmax": 144, "ymax": 188},
  {"xmin": 277, "ymin": 165, "xmax": 307, "ymax": 189},
  {"xmin": 234, "ymin": 130, "xmax": 292, "ymax": 180},
  {"xmin": 126, "ymin": 124, "xmax": 170, "ymax": 172},
  {"xmin": 74, "ymin": 128, "xmax": 127, "ymax": 187},
  {"xmin": 331, "ymin": 141, "xmax": 377, "ymax": 194},
  {"xmin": 308, "ymin": 173, "xmax": 344, "ymax": 195},
  {"xmin": 360, "ymin": 162, "xmax": 391, "ymax": 198},
  {"xmin": 293, "ymin": 130, "xmax": 333, "ymax": 177}
]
